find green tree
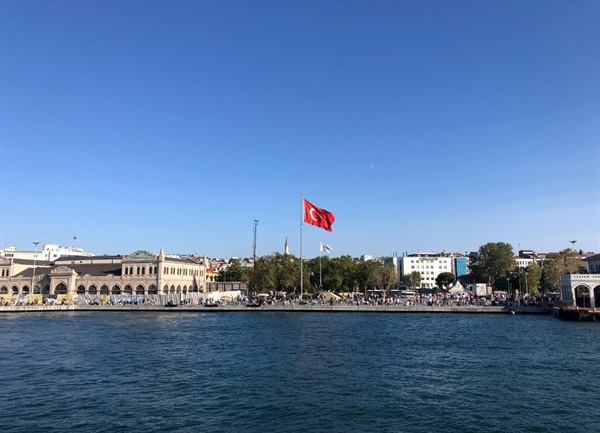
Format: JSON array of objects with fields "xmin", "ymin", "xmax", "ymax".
[
  {"xmin": 219, "ymin": 258, "xmax": 244, "ymax": 282},
  {"xmin": 435, "ymin": 272, "xmax": 456, "ymax": 292},
  {"xmin": 522, "ymin": 263, "xmax": 542, "ymax": 295},
  {"xmin": 375, "ymin": 263, "xmax": 398, "ymax": 290},
  {"xmin": 305, "ymin": 257, "xmax": 325, "ymax": 291},
  {"xmin": 516, "ymin": 263, "xmax": 542, "ymax": 295},
  {"xmin": 271, "ymin": 252, "xmax": 299, "ymax": 292},
  {"xmin": 540, "ymin": 249, "xmax": 582, "ymax": 292},
  {"xmin": 249, "ymin": 256, "xmax": 276, "ymax": 292},
  {"xmin": 328, "ymin": 255, "xmax": 359, "ymax": 293},
  {"xmin": 470, "ymin": 242, "xmax": 515, "ymax": 289},
  {"xmin": 402, "ymin": 271, "xmax": 422, "ymax": 290},
  {"xmin": 357, "ymin": 260, "xmax": 380, "ymax": 292}
]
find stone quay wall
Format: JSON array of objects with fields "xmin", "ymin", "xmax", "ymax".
[{"xmin": 0, "ymin": 304, "xmax": 550, "ymax": 314}]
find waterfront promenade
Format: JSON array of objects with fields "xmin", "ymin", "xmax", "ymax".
[{"xmin": 0, "ymin": 303, "xmax": 550, "ymax": 314}]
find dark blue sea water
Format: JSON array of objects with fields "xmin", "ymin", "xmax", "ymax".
[{"xmin": 1, "ymin": 312, "xmax": 599, "ymax": 432}]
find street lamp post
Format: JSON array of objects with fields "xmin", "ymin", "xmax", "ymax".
[{"xmin": 32, "ymin": 241, "xmax": 40, "ymax": 295}]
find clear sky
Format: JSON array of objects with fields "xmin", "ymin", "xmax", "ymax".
[{"xmin": 1, "ymin": 1, "xmax": 599, "ymax": 259}]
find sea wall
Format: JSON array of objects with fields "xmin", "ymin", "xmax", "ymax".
[{"xmin": 0, "ymin": 304, "xmax": 550, "ymax": 314}]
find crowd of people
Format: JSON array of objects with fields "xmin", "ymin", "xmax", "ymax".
[{"xmin": 0, "ymin": 291, "xmax": 559, "ymax": 309}]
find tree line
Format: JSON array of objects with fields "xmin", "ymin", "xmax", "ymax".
[
  {"xmin": 467, "ymin": 242, "xmax": 583, "ymax": 294},
  {"xmin": 216, "ymin": 242, "xmax": 585, "ymax": 296},
  {"xmin": 217, "ymin": 253, "xmax": 397, "ymax": 296}
]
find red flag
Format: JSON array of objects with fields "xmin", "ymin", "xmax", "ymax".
[{"xmin": 303, "ymin": 199, "xmax": 335, "ymax": 232}]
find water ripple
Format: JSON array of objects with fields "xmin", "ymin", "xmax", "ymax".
[{"xmin": 1, "ymin": 313, "xmax": 600, "ymax": 432}]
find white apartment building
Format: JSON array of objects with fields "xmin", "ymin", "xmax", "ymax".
[
  {"xmin": 398, "ymin": 252, "xmax": 453, "ymax": 289},
  {"xmin": 515, "ymin": 257, "xmax": 536, "ymax": 269}
]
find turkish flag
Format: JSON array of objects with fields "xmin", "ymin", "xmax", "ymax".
[{"xmin": 303, "ymin": 199, "xmax": 335, "ymax": 232}]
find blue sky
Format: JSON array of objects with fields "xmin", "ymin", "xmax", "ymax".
[{"xmin": 1, "ymin": 1, "xmax": 598, "ymax": 259}]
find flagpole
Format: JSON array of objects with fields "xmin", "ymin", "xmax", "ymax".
[
  {"xmin": 300, "ymin": 196, "xmax": 303, "ymax": 300},
  {"xmin": 319, "ymin": 243, "xmax": 322, "ymax": 290}
]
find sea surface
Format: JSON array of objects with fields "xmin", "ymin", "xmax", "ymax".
[{"xmin": 1, "ymin": 312, "xmax": 599, "ymax": 433}]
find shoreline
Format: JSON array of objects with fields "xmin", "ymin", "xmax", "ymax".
[{"xmin": 0, "ymin": 304, "xmax": 551, "ymax": 314}]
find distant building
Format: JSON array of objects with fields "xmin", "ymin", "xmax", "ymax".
[
  {"xmin": 583, "ymin": 253, "xmax": 600, "ymax": 274},
  {"xmin": 0, "ymin": 249, "xmax": 208, "ymax": 297},
  {"xmin": 1, "ymin": 243, "xmax": 94, "ymax": 261},
  {"xmin": 454, "ymin": 256, "xmax": 468, "ymax": 277},
  {"xmin": 560, "ymin": 273, "xmax": 600, "ymax": 308},
  {"xmin": 398, "ymin": 252, "xmax": 453, "ymax": 289}
]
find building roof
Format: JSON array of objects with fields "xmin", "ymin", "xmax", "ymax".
[
  {"xmin": 70, "ymin": 263, "xmax": 123, "ymax": 277},
  {"xmin": 54, "ymin": 255, "xmax": 122, "ymax": 264},
  {"xmin": 583, "ymin": 253, "xmax": 600, "ymax": 262},
  {"xmin": 12, "ymin": 266, "xmax": 54, "ymax": 278}
]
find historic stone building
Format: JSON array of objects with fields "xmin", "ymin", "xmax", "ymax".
[
  {"xmin": 0, "ymin": 249, "xmax": 208, "ymax": 297},
  {"xmin": 559, "ymin": 273, "xmax": 600, "ymax": 308}
]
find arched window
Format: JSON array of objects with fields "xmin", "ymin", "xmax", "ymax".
[
  {"xmin": 137, "ymin": 267, "xmax": 141, "ymax": 275},
  {"xmin": 77, "ymin": 285, "xmax": 86, "ymax": 294},
  {"xmin": 100, "ymin": 285, "xmax": 109, "ymax": 295},
  {"xmin": 148, "ymin": 285, "xmax": 158, "ymax": 295},
  {"xmin": 135, "ymin": 285, "xmax": 145, "ymax": 295},
  {"xmin": 575, "ymin": 285, "xmax": 591, "ymax": 308},
  {"xmin": 89, "ymin": 285, "xmax": 97, "ymax": 295},
  {"xmin": 592, "ymin": 285, "xmax": 600, "ymax": 308},
  {"xmin": 142, "ymin": 267, "xmax": 145, "ymax": 275},
  {"xmin": 0, "ymin": 286, "xmax": 8, "ymax": 294},
  {"xmin": 55, "ymin": 283, "xmax": 68, "ymax": 295},
  {"xmin": 124, "ymin": 267, "xmax": 129, "ymax": 275},
  {"xmin": 11, "ymin": 286, "xmax": 19, "ymax": 295},
  {"xmin": 124, "ymin": 285, "xmax": 133, "ymax": 294},
  {"xmin": 112, "ymin": 285, "xmax": 121, "ymax": 295}
]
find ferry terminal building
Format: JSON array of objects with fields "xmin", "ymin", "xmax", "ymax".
[{"xmin": 0, "ymin": 249, "xmax": 209, "ymax": 299}]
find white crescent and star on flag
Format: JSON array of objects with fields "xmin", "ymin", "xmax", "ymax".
[{"xmin": 309, "ymin": 208, "xmax": 319, "ymax": 221}]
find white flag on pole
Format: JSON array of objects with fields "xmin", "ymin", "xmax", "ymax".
[{"xmin": 320, "ymin": 242, "xmax": 332, "ymax": 253}]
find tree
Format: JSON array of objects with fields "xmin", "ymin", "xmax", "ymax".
[
  {"xmin": 524, "ymin": 263, "xmax": 542, "ymax": 295},
  {"xmin": 328, "ymin": 255, "xmax": 358, "ymax": 292},
  {"xmin": 357, "ymin": 260, "xmax": 382, "ymax": 292},
  {"xmin": 540, "ymin": 249, "xmax": 582, "ymax": 292},
  {"xmin": 402, "ymin": 271, "xmax": 422, "ymax": 290},
  {"xmin": 271, "ymin": 252, "xmax": 299, "ymax": 292},
  {"xmin": 435, "ymin": 272, "xmax": 456, "ymax": 292},
  {"xmin": 250, "ymin": 256, "xmax": 276, "ymax": 292},
  {"xmin": 382, "ymin": 263, "xmax": 398, "ymax": 290},
  {"xmin": 218, "ymin": 258, "xmax": 244, "ymax": 282},
  {"xmin": 470, "ymin": 242, "xmax": 515, "ymax": 289},
  {"xmin": 372, "ymin": 263, "xmax": 397, "ymax": 291}
]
